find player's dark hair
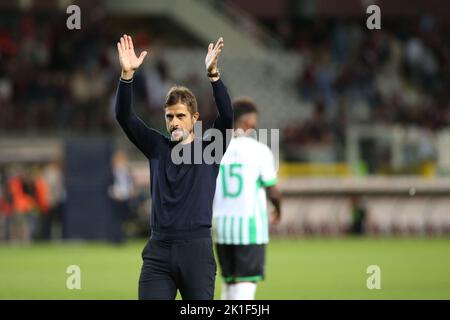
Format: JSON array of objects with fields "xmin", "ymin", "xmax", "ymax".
[
  {"xmin": 232, "ymin": 97, "xmax": 258, "ymax": 123},
  {"xmin": 165, "ymin": 86, "xmax": 198, "ymax": 114}
]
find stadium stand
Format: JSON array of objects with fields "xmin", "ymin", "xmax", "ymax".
[{"xmin": 1, "ymin": 0, "xmax": 450, "ymax": 242}]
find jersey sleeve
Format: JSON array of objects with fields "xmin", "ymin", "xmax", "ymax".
[{"xmin": 258, "ymin": 144, "xmax": 278, "ymax": 187}]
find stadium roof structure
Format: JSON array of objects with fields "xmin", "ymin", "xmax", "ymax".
[{"xmin": 105, "ymin": 0, "xmax": 280, "ymax": 58}]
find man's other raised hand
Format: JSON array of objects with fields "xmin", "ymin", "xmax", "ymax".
[{"xmin": 117, "ymin": 34, "xmax": 148, "ymax": 80}]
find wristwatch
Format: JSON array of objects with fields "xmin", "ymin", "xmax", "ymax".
[{"xmin": 207, "ymin": 70, "xmax": 220, "ymax": 78}]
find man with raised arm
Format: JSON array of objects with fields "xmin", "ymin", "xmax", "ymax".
[{"xmin": 115, "ymin": 34, "xmax": 233, "ymax": 300}]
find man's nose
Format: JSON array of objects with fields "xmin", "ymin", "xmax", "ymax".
[{"xmin": 171, "ymin": 118, "xmax": 181, "ymax": 126}]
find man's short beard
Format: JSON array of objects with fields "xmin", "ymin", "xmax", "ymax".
[{"xmin": 170, "ymin": 128, "xmax": 191, "ymax": 142}]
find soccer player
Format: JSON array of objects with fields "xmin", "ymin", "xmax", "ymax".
[
  {"xmin": 213, "ymin": 98, "xmax": 282, "ymax": 300},
  {"xmin": 115, "ymin": 34, "xmax": 233, "ymax": 300}
]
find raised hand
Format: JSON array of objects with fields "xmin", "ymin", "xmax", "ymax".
[
  {"xmin": 117, "ymin": 34, "xmax": 148, "ymax": 80},
  {"xmin": 205, "ymin": 37, "xmax": 224, "ymax": 75}
]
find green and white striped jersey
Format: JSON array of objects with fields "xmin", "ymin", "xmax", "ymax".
[{"xmin": 213, "ymin": 136, "xmax": 277, "ymax": 245}]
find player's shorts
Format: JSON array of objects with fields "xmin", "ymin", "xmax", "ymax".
[
  {"xmin": 215, "ymin": 243, "xmax": 266, "ymax": 283},
  {"xmin": 139, "ymin": 236, "xmax": 217, "ymax": 300}
]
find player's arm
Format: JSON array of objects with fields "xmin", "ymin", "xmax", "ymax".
[
  {"xmin": 206, "ymin": 38, "xmax": 233, "ymax": 150},
  {"xmin": 115, "ymin": 35, "xmax": 166, "ymax": 158},
  {"xmin": 260, "ymin": 145, "xmax": 282, "ymax": 225},
  {"xmin": 267, "ymin": 185, "xmax": 282, "ymax": 225}
]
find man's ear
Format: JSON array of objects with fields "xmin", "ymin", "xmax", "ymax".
[{"xmin": 192, "ymin": 112, "xmax": 200, "ymax": 122}]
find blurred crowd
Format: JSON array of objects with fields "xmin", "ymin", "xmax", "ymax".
[
  {"xmin": 1, "ymin": 9, "xmax": 449, "ymax": 168},
  {"xmin": 0, "ymin": 150, "xmax": 152, "ymax": 244},
  {"xmin": 0, "ymin": 10, "xmax": 217, "ymax": 134},
  {"xmin": 283, "ymin": 16, "xmax": 450, "ymax": 159},
  {"xmin": 0, "ymin": 11, "xmax": 117, "ymax": 132},
  {"xmin": 0, "ymin": 161, "xmax": 64, "ymax": 243}
]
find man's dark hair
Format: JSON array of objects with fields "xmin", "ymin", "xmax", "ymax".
[
  {"xmin": 232, "ymin": 97, "xmax": 258, "ymax": 123},
  {"xmin": 165, "ymin": 86, "xmax": 198, "ymax": 114}
]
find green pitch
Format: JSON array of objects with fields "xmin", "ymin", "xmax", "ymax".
[{"xmin": 0, "ymin": 237, "xmax": 449, "ymax": 299}]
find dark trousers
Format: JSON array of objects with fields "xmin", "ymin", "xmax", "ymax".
[{"xmin": 138, "ymin": 237, "xmax": 216, "ymax": 300}]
